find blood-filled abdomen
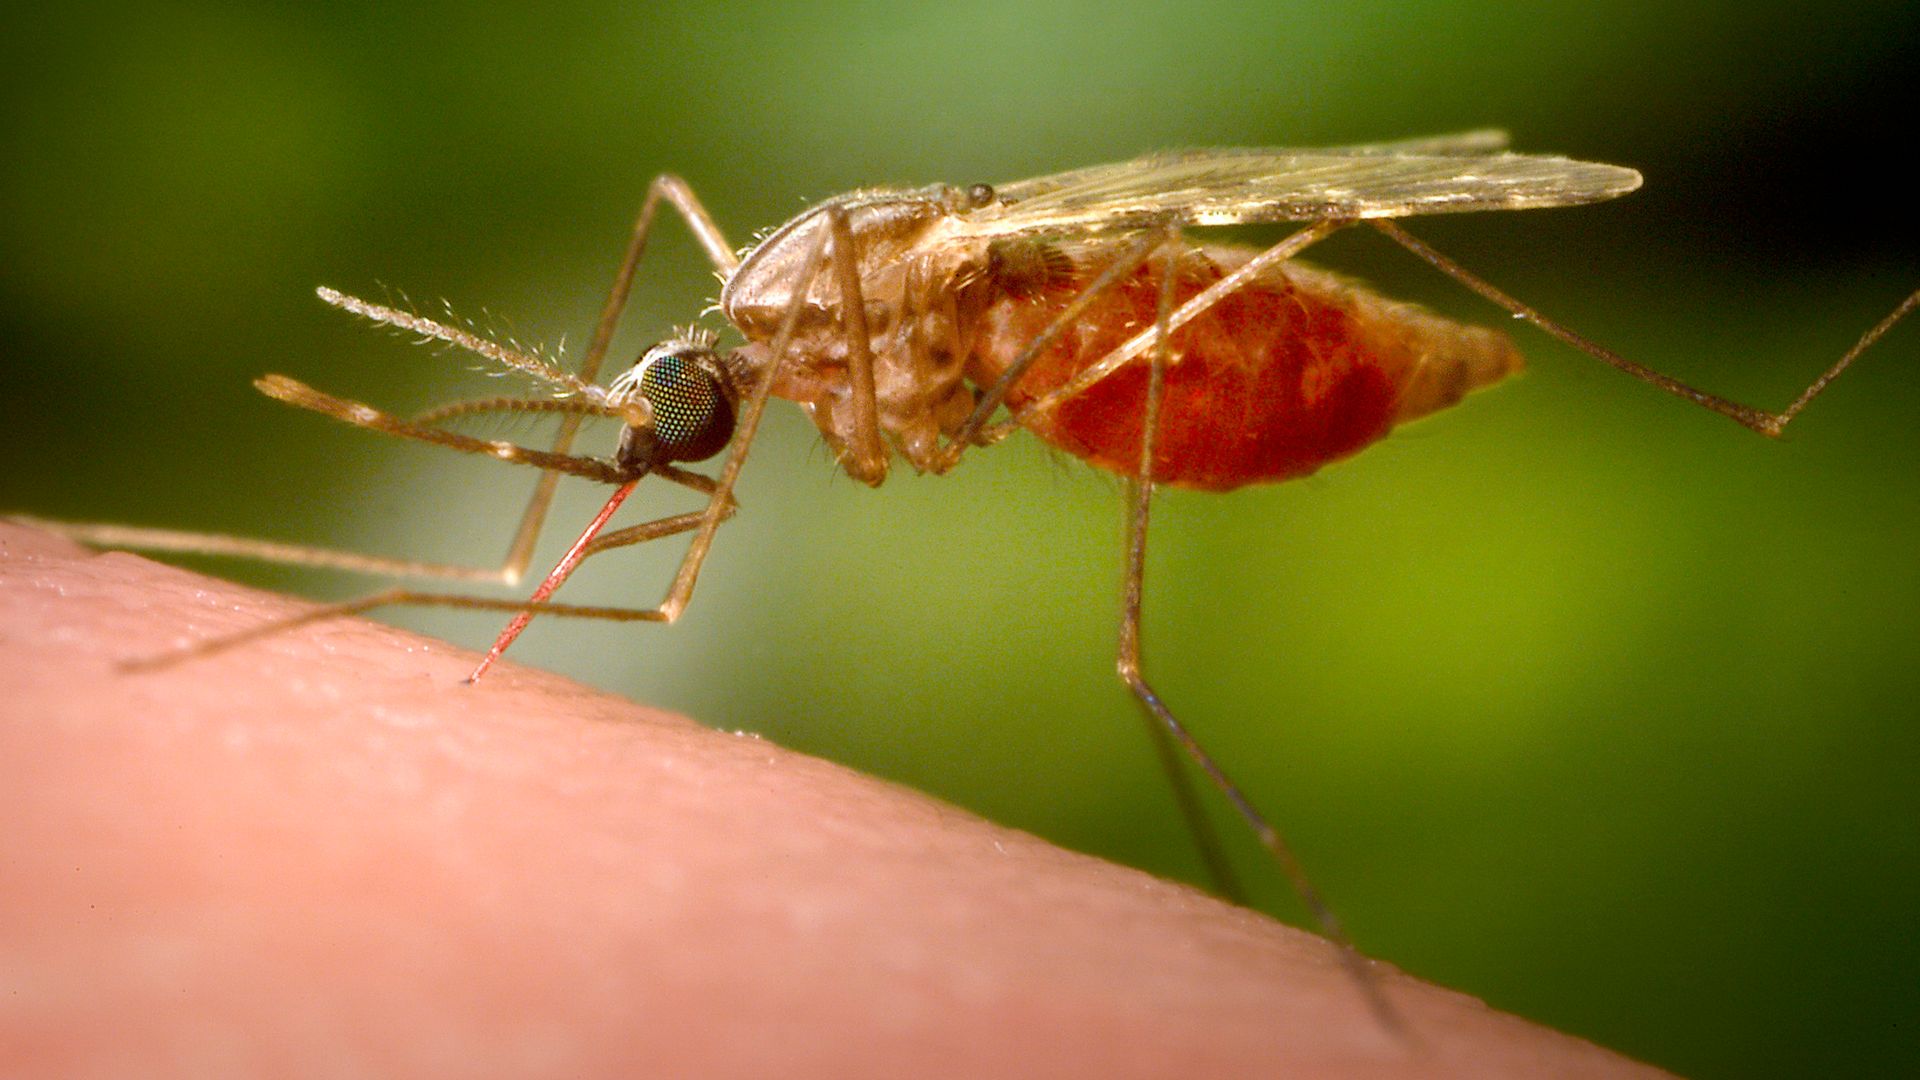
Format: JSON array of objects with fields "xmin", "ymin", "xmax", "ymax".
[{"xmin": 964, "ymin": 240, "xmax": 1523, "ymax": 491}]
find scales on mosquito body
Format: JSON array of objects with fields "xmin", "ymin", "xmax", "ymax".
[{"xmin": 26, "ymin": 130, "xmax": 1918, "ymax": 1026}]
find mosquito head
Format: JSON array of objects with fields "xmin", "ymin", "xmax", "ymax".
[{"xmin": 608, "ymin": 334, "xmax": 740, "ymax": 476}]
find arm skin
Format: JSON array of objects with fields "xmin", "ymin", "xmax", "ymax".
[{"xmin": 0, "ymin": 522, "xmax": 1671, "ymax": 1079}]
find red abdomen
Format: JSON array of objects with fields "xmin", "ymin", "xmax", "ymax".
[{"xmin": 965, "ymin": 242, "xmax": 1522, "ymax": 491}]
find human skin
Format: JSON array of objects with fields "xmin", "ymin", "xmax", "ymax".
[{"xmin": 0, "ymin": 522, "xmax": 1670, "ymax": 1078}]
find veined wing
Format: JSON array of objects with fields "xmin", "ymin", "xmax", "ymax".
[
  {"xmin": 958, "ymin": 139, "xmax": 1642, "ymax": 239},
  {"xmin": 1315, "ymin": 128, "xmax": 1514, "ymax": 156},
  {"xmin": 974, "ymin": 129, "xmax": 1514, "ymax": 208}
]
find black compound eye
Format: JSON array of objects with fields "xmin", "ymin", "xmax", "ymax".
[{"xmin": 617, "ymin": 345, "xmax": 737, "ymax": 469}]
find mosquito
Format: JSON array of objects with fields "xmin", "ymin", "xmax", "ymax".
[{"xmin": 26, "ymin": 129, "xmax": 1918, "ymax": 1023}]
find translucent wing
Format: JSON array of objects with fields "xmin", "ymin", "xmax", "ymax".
[
  {"xmin": 958, "ymin": 133, "xmax": 1642, "ymax": 239},
  {"xmin": 1314, "ymin": 129, "xmax": 1514, "ymax": 156},
  {"xmin": 991, "ymin": 129, "xmax": 1517, "ymax": 201}
]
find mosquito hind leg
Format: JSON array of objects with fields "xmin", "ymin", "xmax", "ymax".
[
  {"xmin": 1113, "ymin": 228, "xmax": 1402, "ymax": 1031},
  {"xmin": 1371, "ymin": 218, "xmax": 1920, "ymax": 435},
  {"xmin": 948, "ymin": 219, "xmax": 1364, "ymax": 914}
]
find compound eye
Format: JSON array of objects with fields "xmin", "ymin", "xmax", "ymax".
[{"xmin": 620, "ymin": 345, "xmax": 737, "ymax": 466}]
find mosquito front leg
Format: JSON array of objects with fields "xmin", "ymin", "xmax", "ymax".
[
  {"xmin": 116, "ymin": 496, "xmax": 734, "ymax": 674},
  {"xmin": 457, "ymin": 208, "xmax": 841, "ymax": 680},
  {"xmin": 502, "ymin": 174, "xmax": 743, "ymax": 584},
  {"xmin": 22, "ymin": 385, "xmax": 640, "ymax": 583},
  {"xmin": 51, "ymin": 286, "xmax": 646, "ymax": 582},
  {"xmin": 1371, "ymin": 218, "xmax": 1920, "ymax": 436},
  {"xmin": 112, "ymin": 456, "xmax": 733, "ymax": 675},
  {"xmin": 105, "ymin": 283, "xmax": 661, "ymax": 585},
  {"xmin": 638, "ymin": 217, "xmax": 832, "ymax": 625},
  {"xmin": 18, "ymin": 518, "xmax": 518, "ymax": 585}
]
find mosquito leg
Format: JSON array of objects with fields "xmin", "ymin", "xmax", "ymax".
[
  {"xmin": 501, "ymin": 175, "xmax": 743, "ymax": 584},
  {"xmin": 581, "ymin": 506, "xmax": 732, "ymax": 559},
  {"xmin": 823, "ymin": 205, "xmax": 889, "ymax": 485},
  {"xmin": 1136, "ymin": 698, "xmax": 1247, "ymax": 904},
  {"xmin": 458, "ymin": 467, "xmax": 722, "ymax": 681},
  {"xmin": 60, "ymin": 178, "xmax": 754, "ymax": 668},
  {"xmin": 444, "ymin": 219, "xmax": 832, "ymax": 680},
  {"xmin": 22, "ymin": 387, "xmax": 642, "ymax": 581},
  {"xmin": 111, "ymin": 479, "xmax": 737, "ymax": 673},
  {"xmin": 1114, "ymin": 230, "xmax": 1401, "ymax": 1031},
  {"xmin": 623, "ymin": 215, "xmax": 832, "ymax": 628},
  {"xmin": 465, "ymin": 478, "xmax": 645, "ymax": 680},
  {"xmin": 453, "ymin": 204, "xmax": 839, "ymax": 680},
  {"xmin": 652, "ymin": 174, "xmax": 742, "ymax": 279},
  {"xmin": 18, "ymin": 517, "xmax": 534, "ymax": 584},
  {"xmin": 1044, "ymin": 227, "xmax": 1244, "ymax": 903},
  {"xmin": 1371, "ymin": 219, "xmax": 1920, "ymax": 436}
]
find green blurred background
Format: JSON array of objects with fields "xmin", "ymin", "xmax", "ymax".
[{"xmin": 4, "ymin": 2, "xmax": 1916, "ymax": 1074}]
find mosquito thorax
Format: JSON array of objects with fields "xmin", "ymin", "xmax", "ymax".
[{"xmin": 610, "ymin": 338, "xmax": 741, "ymax": 475}]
